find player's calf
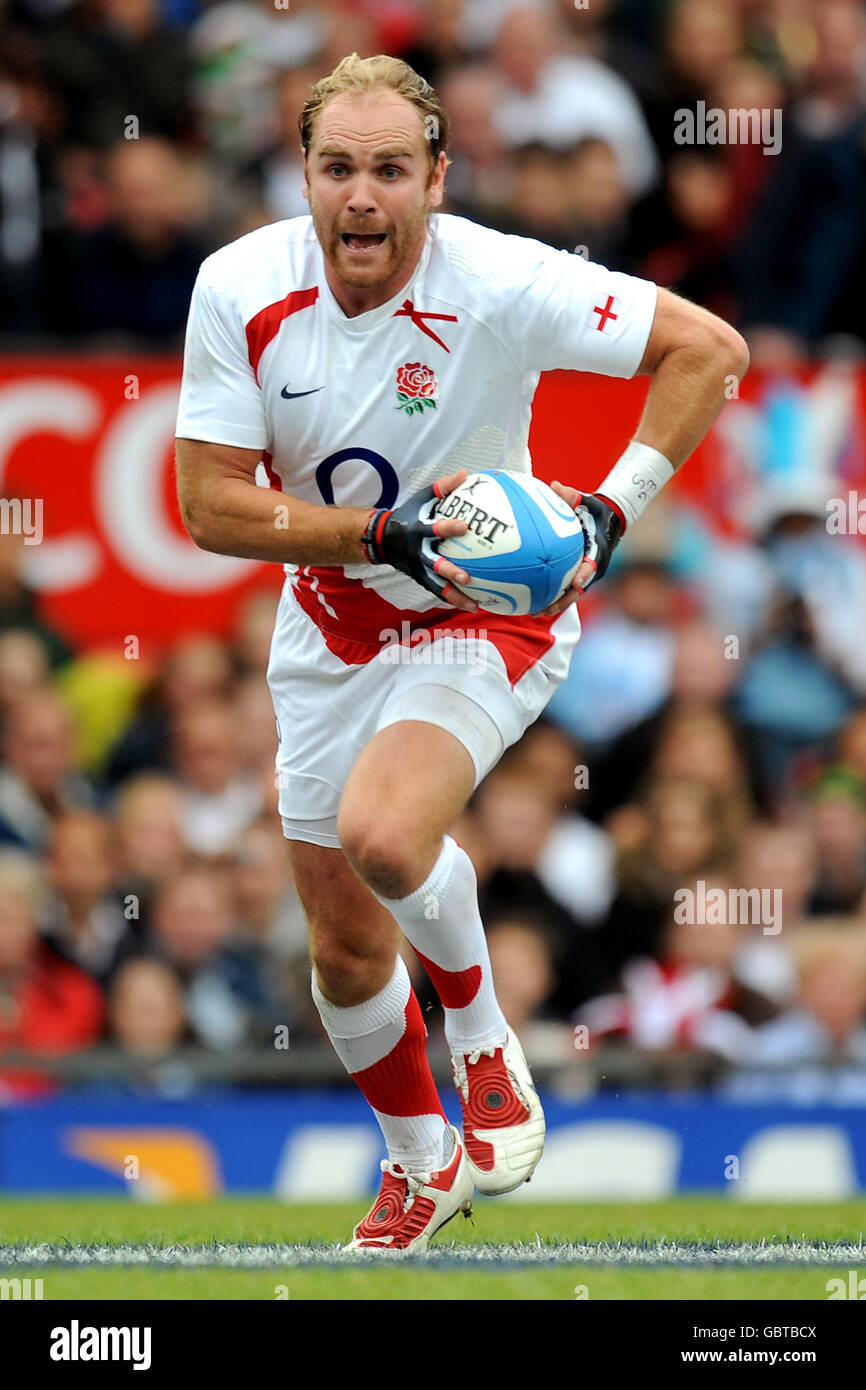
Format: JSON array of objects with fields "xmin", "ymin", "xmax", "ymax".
[
  {"xmin": 365, "ymin": 834, "xmax": 548, "ymax": 1195},
  {"xmin": 291, "ymin": 841, "xmax": 450, "ymax": 1177}
]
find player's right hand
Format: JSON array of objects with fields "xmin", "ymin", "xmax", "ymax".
[{"xmin": 361, "ymin": 470, "xmax": 479, "ymax": 612}]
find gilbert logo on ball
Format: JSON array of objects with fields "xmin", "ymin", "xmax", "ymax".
[{"xmin": 434, "ymin": 470, "xmax": 585, "ymax": 615}]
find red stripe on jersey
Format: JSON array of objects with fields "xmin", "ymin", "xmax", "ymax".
[
  {"xmin": 485, "ymin": 608, "xmax": 559, "ymax": 686},
  {"xmin": 261, "ymin": 450, "xmax": 282, "ymax": 490},
  {"xmin": 350, "ymin": 992, "xmax": 445, "ymax": 1119},
  {"xmin": 291, "ymin": 564, "xmax": 561, "ymax": 685},
  {"xmin": 246, "ymin": 286, "xmax": 319, "ymax": 384},
  {"xmin": 292, "ymin": 567, "xmax": 405, "ymax": 664},
  {"xmin": 413, "ymin": 950, "xmax": 482, "ymax": 1009}
]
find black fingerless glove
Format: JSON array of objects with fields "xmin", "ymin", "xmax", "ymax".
[
  {"xmin": 361, "ymin": 484, "xmax": 454, "ymax": 600},
  {"xmin": 574, "ymin": 492, "xmax": 623, "ymax": 587}
]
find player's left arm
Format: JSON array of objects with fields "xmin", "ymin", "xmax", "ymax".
[{"xmin": 546, "ymin": 287, "xmax": 749, "ymax": 613}]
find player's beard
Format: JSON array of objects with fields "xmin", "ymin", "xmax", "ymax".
[{"xmin": 311, "ymin": 185, "xmax": 433, "ymax": 294}]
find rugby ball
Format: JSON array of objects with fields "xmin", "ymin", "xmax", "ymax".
[{"xmin": 434, "ymin": 470, "xmax": 585, "ymax": 615}]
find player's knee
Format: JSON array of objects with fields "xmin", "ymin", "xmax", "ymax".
[
  {"xmin": 337, "ymin": 807, "xmax": 418, "ymax": 899},
  {"xmin": 311, "ymin": 936, "xmax": 389, "ymax": 1006}
]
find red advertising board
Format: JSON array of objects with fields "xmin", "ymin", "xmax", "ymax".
[{"xmin": 2, "ymin": 357, "xmax": 865, "ymax": 652}]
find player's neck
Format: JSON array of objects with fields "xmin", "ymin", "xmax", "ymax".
[{"xmin": 325, "ymin": 235, "xmax": 427, "ymax": 319}]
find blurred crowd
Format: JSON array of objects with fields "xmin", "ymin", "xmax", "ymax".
[
  {"xmin": 2, "ymin": 0, "xmax": 866, "ymax": 1099},
  {"xmin": 0, "ymin": 0, "xmax": 866, "ymax": 364},
  {"xmin": 3, "ymin": 486, "xmax": 866, "ymax": 1099}
]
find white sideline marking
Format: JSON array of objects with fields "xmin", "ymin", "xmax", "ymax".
[{"xmin": 1, "ymin": 1241, "xmax": 864, "ymax": 1268}]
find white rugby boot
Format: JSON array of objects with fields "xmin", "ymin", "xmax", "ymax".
[{"xmin": 451, "ymin": 1030, "xmax": 545, "ymax": 1195}]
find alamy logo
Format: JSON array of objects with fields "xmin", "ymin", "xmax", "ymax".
[
  {"xmin": 50, "ymin": 1321, "xmax": 152, "ymax": 1371},
  {"xmin": 379, "ymin": 622, "xmax": 489, "ymax": 676},
  {"xmin": 674, "ymin": 102, "xmax": 782, "ymax": 156},
  {"xmin": 0, "ymin": 1277, "xmax": 43, "ymax": 1299},
  {"xmin": 0, "ymin": 497, "xmax": 42, "ymax": 544},
  {"xmin": 673, "ymin": 880, "xmax": 782, "ymax": 935},
  {"xmin": 826, "ymin": 1271, "xmax": 866, "ymax": 1299}
]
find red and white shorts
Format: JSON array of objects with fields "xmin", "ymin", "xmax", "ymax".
[{"xmin": 266, "ymin": 575, "xmax": 580, "ymax": 848}]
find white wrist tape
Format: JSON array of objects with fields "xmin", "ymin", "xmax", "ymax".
[{"xmin": 596, "ymin": 441, "xmax": 675, "ymax": 531}]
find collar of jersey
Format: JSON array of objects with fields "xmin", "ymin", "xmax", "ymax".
[{"xmin": 316, "ymin": 223, "xmax": 435, "ymax": 332}]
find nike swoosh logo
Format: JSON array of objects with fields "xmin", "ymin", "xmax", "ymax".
[{"xmin": 281, "ymin": 385, "xmax": 324, "ymax": 399}]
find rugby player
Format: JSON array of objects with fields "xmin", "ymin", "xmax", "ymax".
[{"xmin": 175, "ymin": 53, "xmax": 748, "ymax": 1251}]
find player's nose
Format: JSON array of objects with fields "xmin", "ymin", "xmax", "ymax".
[{"xmin": 345, "ymin": 175, "xmax": 379, "ymax": 215}]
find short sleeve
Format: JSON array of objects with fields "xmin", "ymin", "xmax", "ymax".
[
  {"xmin": 175, "ymin": 267, "xmax": 270, "ymax": 450},
  {"xmin": 504, "ymin": 241, "xmax": 658, "ymax": 379}
]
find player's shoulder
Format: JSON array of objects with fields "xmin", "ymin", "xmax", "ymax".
[
  {"xmin": 195, "ymin": 216, "xmax": 318, "ymax": 300},
  {"xmin": 429, "ymin": 212, "xmax": 578, "ymax": 296}
]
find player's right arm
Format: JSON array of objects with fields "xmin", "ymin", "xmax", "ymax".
[
  {"xmin": 176, "ymin": 436, "xmax": 368, "ymax": 564},
  {"xmin": 175, "ymin": 438, "xmax": 473, "ymax": 582},
  {"xmin": 174, "ymin": 259, "xmax": 477, "ymax": 609}
]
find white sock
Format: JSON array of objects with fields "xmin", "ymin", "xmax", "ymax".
[
  {"xmin": 373, "ymin": 836, "xmax": 508, "ymax": 1055},
  {"xmin": 311, "ymin": 956, "xmax": 449, "ymax": 1173}
]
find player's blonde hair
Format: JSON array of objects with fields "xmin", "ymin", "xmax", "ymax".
[{"xmin": 298, "ymin": 53, "xmax": 450, "ymax": 174}]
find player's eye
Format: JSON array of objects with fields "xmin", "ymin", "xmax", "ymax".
[
  {"xmin": 326, "ymin": 164, "xmax": 348, "ymax": 177},
  {"xmin": 380, "ymin": 166, "xmax": 402, "ymax": 178}
]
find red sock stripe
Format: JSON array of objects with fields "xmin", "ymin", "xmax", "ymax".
[
  {"xmin": 351, "ymin": 990, "xmax": 446, "ymax": 1119},
  {"xmin": 414, "ymin": 950, "xmax": 483, "ymax": 1009}
]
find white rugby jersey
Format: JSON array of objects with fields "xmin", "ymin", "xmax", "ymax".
[{"xmin": 175, "ymin": 212, "xmax": 657, "ymax": 649}]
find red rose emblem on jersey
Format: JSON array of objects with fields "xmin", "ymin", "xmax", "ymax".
[{"xmin": 395, "ymin": 362, "xmax": 438, "ymax": 416}]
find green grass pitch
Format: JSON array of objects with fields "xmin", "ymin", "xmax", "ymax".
[{"xmin": 1, "ymin": 1196, "xmax": 865, "ymax": 1300}]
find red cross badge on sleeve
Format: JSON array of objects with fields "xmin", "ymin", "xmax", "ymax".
[{"xmin": 592, "ymin": 295, "xmax": 619, "ymax": 332}]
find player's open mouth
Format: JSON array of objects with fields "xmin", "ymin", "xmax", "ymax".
[{"xmin": 341, "ymin": 233, "xmax": 387, "ymax": 252}]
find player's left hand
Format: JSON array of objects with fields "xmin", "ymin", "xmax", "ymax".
[{"xmin": 542, "ymin": 482, "xmax": 623, "ymax": 614}]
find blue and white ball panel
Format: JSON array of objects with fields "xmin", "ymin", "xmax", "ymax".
[{"xmin": 435, "ymin": 470, "xmax": 585, "ymax": 615}]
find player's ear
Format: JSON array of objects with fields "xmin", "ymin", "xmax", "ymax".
[{"xmin": 428, "ymin": 151, "xmax": 447, "ymax": 208}]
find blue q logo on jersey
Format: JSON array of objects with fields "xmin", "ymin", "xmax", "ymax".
[{"xmin": 315, "ymin": 449, "xmax": 400, "ymax": 508}]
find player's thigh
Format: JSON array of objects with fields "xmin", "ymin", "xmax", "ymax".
[
  {"xmin": 287, "ymin": 838, "xmax": 401, "ymax": 976},
  {"xmin": 267, "ymin": 587, "xmax": 382, "ymax": 840},
  {"xmin": 338, "ymin": 718, "xmax": 476, "ymax": 858},
  {"xmin": 337, "ymin": 641, "xmax": 518, "ymax": 872},
  {"xmin": 338, "ymin": 613, "xmax": 581, "ymax": 860}
]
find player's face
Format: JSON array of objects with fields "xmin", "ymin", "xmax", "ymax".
[{"xmin": 304, "ymin": 91, "xmax": 446, "ymax": 309}]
